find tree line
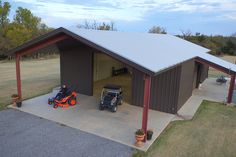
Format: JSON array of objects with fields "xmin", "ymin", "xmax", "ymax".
[
  {"xmin": 0, "ymin": 0, "xmax": 236, "ymax": 60},
  {"xmin": 149, "ymin": 27, "xmax": 236, "ymax": 56},
  {"xmin": 0, "ymin": 0, "xmax": 53, "ymax": 59}
]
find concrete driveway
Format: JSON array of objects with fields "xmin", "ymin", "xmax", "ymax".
[
  {"xmin": 10, "ymin": 89, "xmax": 174, "ymax": 151},
  {"xmin": 0, "ymin": 109, "xmax": 133, "ymax": 157}
]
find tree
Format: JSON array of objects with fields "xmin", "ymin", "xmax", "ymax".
[
  {"xmin": 98, "ymin": 22, "xmax": 116, "ymax": 31},
  {"xmin": 0, "ymin": 4, "xmax": 53, "ymax": 59},
  {"xmin": 0, "ymin": 0, "xmax": 11, "ymax": 35},
  {"xmin": 148, "ymin": 26, "xmax": 167, "ymax": 34},
  {"xmin": 195, "ymin": 32, "xmax": 206, "ymax": 42},
  {"xmin": 77, "ymin": 20, "xmax": 117, "ymax": 31},
  {"xmin": 14, "ymin": 7, "xmax": 41, "ymax": 34},
  {"xmin": 221, "ymin": 39, "xmax": 235, "ymax": 55},
  {"xmin": 180, "ymin": 29, "xmax": 192, "ymax": 40},
  {"xmin": 231, "ymin": 32, "xmax": 236, "ymax": 37},
  {"xmin": 5, "ymin": 22, "xmax": 33, "ymax": 47}
]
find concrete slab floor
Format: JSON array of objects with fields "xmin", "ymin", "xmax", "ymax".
[
  {"xmin": 10, "ymin": 89, "xmax": 174, "ymax": 151},
  {"xmin": 175, "ymin": 77, "xmax": 229, "ymax": 120}
]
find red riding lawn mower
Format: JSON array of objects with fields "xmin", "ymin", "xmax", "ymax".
[{"xmin": 48, "ymin": 85, "xmax": 77, "ymax": 108}]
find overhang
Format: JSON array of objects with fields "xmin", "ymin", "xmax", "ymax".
[{"xmin": 7, "ymin": 27, "xmax": 236, "ymax": 76}]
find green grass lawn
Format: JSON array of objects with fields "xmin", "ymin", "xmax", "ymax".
[
  {"xmin": 0, "ymin": 58, "xmax": 60, "ymax": 110},
  {"xmin": 133, "ymin": 101, "xmax": 236, "ymax": 157}
]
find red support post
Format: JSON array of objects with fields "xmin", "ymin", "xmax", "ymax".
[
  {"xmin": 15, "ymin": 53, "xmax": 22, "ymax": 99},
  {"xmin": 227, "ymin": 74, "xmax": 235, "ymax": 103},
  {"xmin": 142, "ymin": 74, "xmax": 151, "ymax": 142}
]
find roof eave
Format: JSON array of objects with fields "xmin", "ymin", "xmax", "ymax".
[
  {"xmin": 6, "ymin": 27, "xmax": 156, "ymax": 76},
  {"xmin": 7, "ymin": 27, "xmax": 66, "ymax": 56}
]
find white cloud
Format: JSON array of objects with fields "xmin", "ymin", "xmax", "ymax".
[
  {"xmin": 13, "ymin": 0, "xmax": 144, "ymax": 21},
  {"xmin": 12, "ymin": 0, "xmax": 236, "ymax": 22}
]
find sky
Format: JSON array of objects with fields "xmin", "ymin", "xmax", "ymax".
[{"xmin": 7, "ymin": 0, "xmax": 236, "ymax": 35}]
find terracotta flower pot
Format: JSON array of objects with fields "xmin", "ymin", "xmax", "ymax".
[
  {"xmin": 12, "ymin": 96, "xmax": 19, "ymax": 107},
  {"xmin": 135, "ymin": 134, "xmax": 145, "ymax": 147}
]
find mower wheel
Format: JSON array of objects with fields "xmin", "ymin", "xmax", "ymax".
[
  {"xmin": 111, "ymin": 106, "xmax": 117, "ymax": 112},
  {"xmin": 68, "ymin": 97, "xmax": 76, "ymax": 106},
  {"xmin": 53, "ymin": 104, "xmax": 58, "ymax": 108},
  {"xmin": 99, "ymin": 104, "xmax": 104, "ymax": 110},
  {"xmin": 119, "ymin": 100, "xmax": 123, "ymax": 105}
]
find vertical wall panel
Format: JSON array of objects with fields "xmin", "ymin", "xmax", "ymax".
[
  {"xmin": 149, "ymin": 66, "xmax": 181, "ymax": 114},
  {"xmin": 131, "ymin": 68, "xmax": 144, "ymax": 107},
  {"xmin": 177, "ymin": 59, "xmax": 195, "ymax": 110},
  {"xmin": 58, "ymin": 39, "xmax": 93, "ymax": 95},
  {"xmin": 199, "ymin": 64, "xmax": 209, "ymax": 82}
]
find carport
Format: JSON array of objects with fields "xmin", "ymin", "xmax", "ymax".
[
  {"xmin": 10, "ymin": 90, "xmax": 174, "ymax": 151},
  {"xmin": 195, "ymin": 57, "xmax": 236, "ymax": 103},
  {"xmin": 8, "ymin": 27, "xmax": 236, "ymax": 146},
  {"xmin": 10, "ymin": 28, "xmax": 157, "ymax": 143}
]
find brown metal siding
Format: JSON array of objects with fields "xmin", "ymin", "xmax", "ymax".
[
  {"xmin": 178, "ymin": 59, "xmax": 195, "ymax": 110},
  {"xmin": 199, "ymin": 64, "xmax": 209, "ymax": 82},
  {"xmin": 132, "ymin": 65, "xmax": 183, "ymax": 114},
  {"xmin": 193, "ymin": 63, "xmax": 198, "ymax": 89},
  {"xmin": 194, "ymin": 62, "xmax": 209, "ymax": 88},
  {"xmin": 58, "ymin": 39, "xmax": 93, "ymax": 95},
  {"xmin": 131, "ymin": 59, "xmax": 206, "ymax": 114},
  {"xmin": 149, "ymin": 65, "xmax": 181, "ymax": 114},
  {"xmin": 131, "ymin": 68, "xmax": 144, "ymax": 107}
]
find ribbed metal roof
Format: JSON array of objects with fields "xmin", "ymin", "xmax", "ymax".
[
  {"xmin": 8, "ymin": 27, "xmax": 236, "ymax": 74},
  {"xmin": 72, "ymin": 29, "xmax": 236, "ymax": 74}
]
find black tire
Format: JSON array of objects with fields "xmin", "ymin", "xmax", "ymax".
[
  {"xmin": 68, "ymin": 96, "xmax": 76, "ymax": 106},
  {"xmin": 111, "ymin": 106, "xmax": 117, "ymax": 112},
  {"xmin": 119, "ymin": 100, "xmax": 123, "ymax": 105},
  {"xmin": 53, "ymin": 104, "xmax": 58, "ymax": 108},
  {"xmin": 99, "ymin": 104, "xmax": 104, "ymax": 110},
  {"xmin": 48, "ymin": 99, "xmax": 53, "ymax": 105}
]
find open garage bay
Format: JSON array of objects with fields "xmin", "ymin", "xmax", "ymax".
[{"xmin": 10, "ymin": 89, "xmax": 174, "ymax": 151}]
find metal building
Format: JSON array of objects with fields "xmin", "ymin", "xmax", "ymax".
[{"xmin": 8, "ymin": 27, "xmax": 236, "ymax": 138}]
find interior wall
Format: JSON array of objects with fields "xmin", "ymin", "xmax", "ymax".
[
  {"xmin": 93, "ymin": 52, "xmax": 125, "ymax": 81},
  {"xmin": 58, "ymin": 39, "xmax": 93, "ymax": 95},
  {"xmin": 93, "ymin": 52, "xmax": 132, "ymax": 103}
]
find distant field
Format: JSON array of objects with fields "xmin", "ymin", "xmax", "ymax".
[
  {"xmin": 208, "ymin": 55, "xmax": 236, "ymax": 77},
  {"xmin": 0, "ymin": 58, "xmax": 60, "ymax": 110}
]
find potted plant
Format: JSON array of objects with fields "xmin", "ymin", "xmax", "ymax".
[
  {"xmin": 11, "ymin": 94, "xmax": 19, "ymax": 107},
  {"xmin": 135, "ymin": 129, "xmax": 145, "ymax": 147},
  {"xmin": 147, "ymin": 129, "xmax": 153, "ymax": 141}
]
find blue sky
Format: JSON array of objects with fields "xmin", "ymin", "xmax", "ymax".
[{"xmin": 8, "ymin": 0, "xmax": 236, "ymax": 35}]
